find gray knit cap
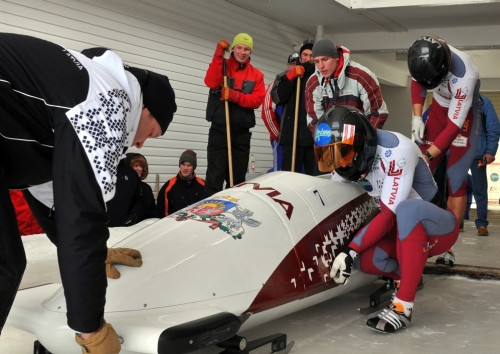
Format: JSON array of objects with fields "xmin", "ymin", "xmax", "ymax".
[
  {"xmin": 179, "ymin": 149, "xmax": 197, "ymax": 170},
  {"xmin": 312, "ymin": 38, "xmax": 339, "ymax": 58}
]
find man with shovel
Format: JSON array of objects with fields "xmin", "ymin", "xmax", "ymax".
[
  {"xmin": 271, "ymin": 39, "xmax": 316, "ymax": 175},
  {"xmin": 204, "ymin": 33, "xmax": 265, "ymax": 197}
]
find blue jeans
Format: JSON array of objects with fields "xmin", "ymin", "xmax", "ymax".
[{"xmin": 470, "ymin": 158, "xmax": 489, "ymax": 227}]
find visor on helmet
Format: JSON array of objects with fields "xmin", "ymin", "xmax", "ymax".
[{"xmin": 314, "ymin": 137, "xmax": 356, "ymax": 172}]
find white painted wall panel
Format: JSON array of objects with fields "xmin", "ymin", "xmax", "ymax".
[{"xmin": 1, "ymin": 0, "xmax": 310, "ymax": 196}]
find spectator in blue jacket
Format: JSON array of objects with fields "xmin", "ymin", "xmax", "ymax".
[{"xmin": 470, "ymin": 95, "xmax": 500, "ymax": 236}]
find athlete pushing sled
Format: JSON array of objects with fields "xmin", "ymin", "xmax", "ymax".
[{"xmin": 315, "ymin": 105, "xmax": 459, "ymax": 333}]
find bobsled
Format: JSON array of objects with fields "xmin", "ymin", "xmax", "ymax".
[{"xmin": 7, "ymin": 171, "xmax": 379, "ymax": 354}]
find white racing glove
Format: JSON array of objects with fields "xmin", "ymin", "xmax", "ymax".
[
  {"xmin": 412, "ymin": 115, "xmax": 425, "ymax": 144},
  {"xmin": 330, "ymin": 249, "xmax": 358, "ymax": 284}
]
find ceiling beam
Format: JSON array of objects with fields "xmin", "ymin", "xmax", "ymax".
[
  {"xmin": 334, "ymin": 0, "xmax": 500, "ymax": 9},
  {"xmin": 328, "ymin": 25, "xmax": 500, "ymax": 52}
]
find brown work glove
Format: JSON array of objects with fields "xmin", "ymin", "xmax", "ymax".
[
  {"xmin": 105, "ymin": 247, "xmax": 143, "ymax": 279},
  {"xmin": 75, "ymin": 321, "xmax": 121, "ymax": 353}
]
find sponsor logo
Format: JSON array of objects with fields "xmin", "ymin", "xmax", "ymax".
[
  {"xmin": 452, "ymin": 88, "xmax": 468, "ymax": 120},
  {"xmin": 462, "ymin": 119, "xmax": 469, "ymax": 132},
  {"xmin": 388, "ymin": 160, "xmax": 403, "ymax": 176},
  {"xmin": 63, "ymin": 49, "xmax": 83, "ymax": 70},
  {"xmin": 490, "ymin": 173, "xmax": 499, "ymax": 182},
  {"xmin": 315, "ymin": 122, "xmax": 332, "ymax": 145},
  {"xmin": 451, "ymin": 134, "xmax": 468, "ymax": 147},
  {"xmin": 372, "ymin": 153, "xmax": 381, "ymax": 168},
  {"xmin": 422, "ymin": 239, "xmax": 438, "ymax": 253},
  {"xmin": 388, "ymin": 176, "xmax": 400, "ymax": 205}
]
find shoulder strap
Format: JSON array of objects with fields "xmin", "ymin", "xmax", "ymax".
[
  {"xmin": 163, "ymin": 176, "xmax": 177, "ymax": 216},
  {"xmin": 195, "ymin": 176, "xmax": 205, "ymax": 186}
]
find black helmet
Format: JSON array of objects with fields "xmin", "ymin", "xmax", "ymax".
[
  {"xmin": 287, "ymin": 52, "xmax": 300, "ymax": 64},
  {"xmin": 407, "ymin": 35, "xmax": 451, "ymax": 90},
  {"xmin": 314, "ymin": 105, "xmax": 377, "ymax": 181}
]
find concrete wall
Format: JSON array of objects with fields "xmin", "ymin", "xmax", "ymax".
[{"xmin": 380, "ymin": 82, "xmax": 413, "ymax": 136}]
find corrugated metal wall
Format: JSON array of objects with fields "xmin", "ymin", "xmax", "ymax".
[{"xmin": 0, "ymin": 0, "xmax": 311, "ymax": 195}]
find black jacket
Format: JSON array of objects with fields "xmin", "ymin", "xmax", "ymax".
[
  {"xmin": 106, "ymin": 162, "xmax": 140, "ymax": 226},
  {"xmin": 271, "ymin": 62, "xmax": 316, "ymax": 147},
  {"xmin": 157, "ymin": 172, "xmax": 205, "ymax": 216},
  {"xmin": 0, "ymin": 33, "xmax": 142, "ymax": 332}
]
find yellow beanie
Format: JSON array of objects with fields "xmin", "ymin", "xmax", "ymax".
[{"xmin": 231, "ymin": 33, "xmax": 253, "ymax": 52}]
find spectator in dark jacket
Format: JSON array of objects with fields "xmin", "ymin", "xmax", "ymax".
[
  {"xmin": 106, "ymin": 158, "xmax": 141, "ymax": 227},
  {"xmin": 271, "ymin": 39, "xmax": 316, "ymax": 174},
  {"xmin": 106, "ymin": 153, "xmax": 158, "ymax": 226},
  {"xmin": 157, "ymin": 150, "xmax": 205, "ymax": 216},
  {"xmin": 261, "ymin": 53, "xmax": 299, "ymax": 172},
  {"xmin": 125, "ymin": 153, "xmax": 158, "ymax": 220}
]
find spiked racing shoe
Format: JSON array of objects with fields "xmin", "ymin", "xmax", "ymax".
[
  {"xmin": 366, "ymin": 301, "xmax": 412, "ymax": 333},
  {"xmin": 435, "ymin": 250, "xmax": 455, "ymax": 267}
]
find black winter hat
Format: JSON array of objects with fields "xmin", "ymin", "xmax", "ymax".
[
  {"xmin": 179, "ymin": 150, "xmax": 197, "ymax": 170},
  {"xmin": 312, "ymin": 38, "xmax": 339, "ymax": 58},
  {"xmin": 299, "ymin": 39, "xmax": 315, "ymax": 55},
  {"xmin": 126, "ymin": 66, "xmax": 177, "ymax": 135}
]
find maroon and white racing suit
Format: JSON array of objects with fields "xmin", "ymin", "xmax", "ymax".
[
  {"xmin": 333, "ymin": 130, "xmax": 458, "ymax": 302},
  {"xmin": 411, "ymin": 45, "xmax": 481, "ymax": 198}
]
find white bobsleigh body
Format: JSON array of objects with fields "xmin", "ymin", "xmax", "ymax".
[{"xmin": 8, "ymin": 171, "xmax": 379, "ymax": 353}]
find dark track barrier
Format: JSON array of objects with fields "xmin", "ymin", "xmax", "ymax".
[{"xmin": 424, "ymin": 263, "xmax": 500, "ymax": 280}]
